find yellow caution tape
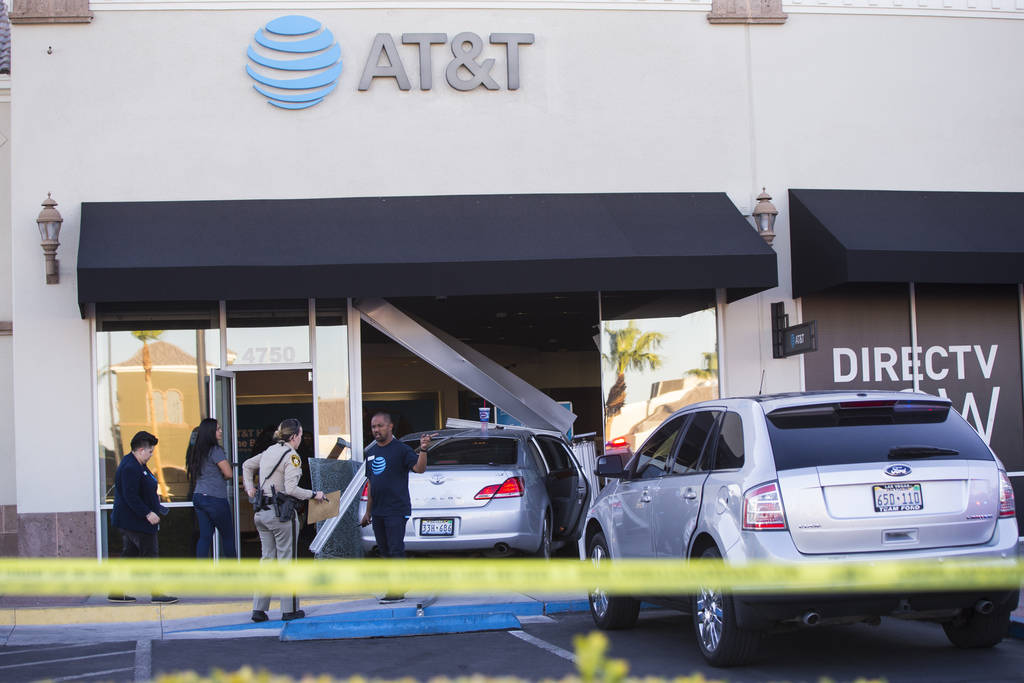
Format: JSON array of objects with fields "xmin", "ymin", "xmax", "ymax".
[{"xmin": 0, "ymin": 557, "xmax": 1020, "ymax": 596}]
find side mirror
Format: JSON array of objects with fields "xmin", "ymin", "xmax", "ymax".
[{"xmin": 595, "ymin": 455, "xmax": 624, "ymax": 478}]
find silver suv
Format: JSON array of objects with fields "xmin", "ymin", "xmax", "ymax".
[{"xmin": 583, "ymin": 391, "xmax": 1019, "ymax": 667}]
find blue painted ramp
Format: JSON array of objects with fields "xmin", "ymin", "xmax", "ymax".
[{"xmin": 281, "ymin": 612, "xmax": 522, "ymax": 641}]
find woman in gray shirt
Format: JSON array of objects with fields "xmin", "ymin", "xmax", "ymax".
[{"xmin": 187, "ymin": 418, "xmax": 236, "ymax": 558}]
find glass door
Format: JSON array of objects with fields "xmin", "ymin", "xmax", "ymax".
[{"xmin": 209, "ymin": 368, "xmax": 240, "ymax": 559}]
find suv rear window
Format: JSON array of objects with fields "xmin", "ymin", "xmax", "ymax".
[
  {"xmin": 765, "ymin": 400, "xmax": 995, "ymax": 470},
  {"xmin": 412, "ymin": 438, "xmax": 519, "ymax": 466}
]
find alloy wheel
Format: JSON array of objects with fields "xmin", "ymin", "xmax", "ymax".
[
  {"xmin": 589, "ymin": 543, "xmax": 609, "ymax": 618},
  {"xmin": 696, "ymin": 586, "xmax": 724, "ymax": 653}
]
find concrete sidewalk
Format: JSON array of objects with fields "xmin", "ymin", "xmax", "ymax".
[
  {"xmin": 0, "ymin": 592, "xmax": 590, "ymax": 646},
  {"xmin": 2, "ymin": 590, "xmax": 1021, "ymax": 646}
]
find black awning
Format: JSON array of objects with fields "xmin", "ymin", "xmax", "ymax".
[
  {"xmin": 790, "ymin": 189, "xmax": 1024, "ymax": 298},
  {"xmin": 78, "ymin": 192, "xmax": 777, "ymax": 309}
]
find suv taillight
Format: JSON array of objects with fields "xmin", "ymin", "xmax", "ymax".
[
  {"xmin": 475, "ymin": 477, "xmax": 525, "ymax": 500},
  {"xmin": 998, "ymin": 470, "xmax": 1015, "ymax": 518},
  {"xmin": 360, "ymin": 482, "xmax": 369, "ymax": 501},
  {"xmin": 743, "ymin": 481, "xmax": 787, "ymax": 530}
]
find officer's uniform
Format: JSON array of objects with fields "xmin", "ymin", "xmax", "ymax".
[{"xmin": 242, "ymin": 441, "xmax": 314, "ymax": 615}]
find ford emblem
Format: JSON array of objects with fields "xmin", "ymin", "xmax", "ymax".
[{"xmin": 885, "ymin": 464, "xmax": 912, "ymax": 477}]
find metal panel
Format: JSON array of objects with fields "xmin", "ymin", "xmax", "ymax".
[{"xmin": 355, "ymin": 298, "xmax": 576, "ymax": 435}]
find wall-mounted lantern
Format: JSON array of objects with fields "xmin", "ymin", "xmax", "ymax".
[
  {"xmin": 752, "ymin": 187, "xmax": 778, "ymax": 245},
  {"xmin": 36, "ymin": 193, "xmax": 63, "ymax": 284}
]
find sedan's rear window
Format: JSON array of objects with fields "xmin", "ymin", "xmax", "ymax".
[
  {"xmin": 416, "ymin": 438, "xmax": 519, "ymax": 466},
  {"xmin": 765, "ymin": 400, "xmax": 995, "ymax": 470}
]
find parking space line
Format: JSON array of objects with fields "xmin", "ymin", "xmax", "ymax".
[
  {"xmin": 134, "ymin": 640, "xmax": 151, "ymax": 682},
  {"xmin": 0, "ymin": 650, "xmax": 134, "ymax": 670},
  {"xmin": 52, "ymin": 666, "xmax": 135, "ymax": 681},
  {"xmin": 0, "ymin": 643, "xmax": 103, "ymax": 657},
  {"xmin": 507, "ymin": 630, "xmax": 576, "ymax": 662}
]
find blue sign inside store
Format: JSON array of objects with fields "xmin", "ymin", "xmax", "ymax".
[{"xmin": 495, "ymin": 404, "xmax": 573, "ymax": 440}]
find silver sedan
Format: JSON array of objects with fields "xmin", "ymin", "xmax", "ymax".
[{"xmin": 359, "ymin": 426, "xmax": 590, "ymax": 557}]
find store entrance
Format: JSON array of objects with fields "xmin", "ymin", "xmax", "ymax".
[{"xmin": 211, "ymin": 367, "xmax": 315, "ymax": 559}]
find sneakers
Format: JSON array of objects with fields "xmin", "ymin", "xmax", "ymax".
[
  {"xmin": 281, "ymin": 610, "xmax": 305, "ymax": 621},
  {"xmin": 251, "ymin": 610, "xmax": 269, "ymax": 623},
  {"xmin": 151, "ymin": 595, "xmax": 179, "ymax": 604},
  {"xmin": 107, "ymin": 594, "xmax": 136, "ymax": 603},
  {"xmin": 378, "ymin": 594, "xmax": 405, "ymax": 604}
]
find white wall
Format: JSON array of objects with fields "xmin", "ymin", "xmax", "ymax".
[
  {"xmin": 10, "ymin": 6, "xmax": 1024, "ymax": 510},
  {"xmin": 0, "ymin": 77, "xmax": 13, "ymax": 507}
]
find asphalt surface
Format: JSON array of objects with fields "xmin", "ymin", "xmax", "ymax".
[{"xmin": 3, "ymin": 610, "xmax": 1023, "ymax": 683}]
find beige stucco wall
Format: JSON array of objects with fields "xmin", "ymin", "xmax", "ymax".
[{"xmin": 8, "ymin": 4, "xmax": 1024, "ymax": 527}]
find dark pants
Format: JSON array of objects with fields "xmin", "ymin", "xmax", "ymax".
[
  {"xmin": 193, "ymin": 493, "xmax": 237, "ymax": 559},
  {"xmin": 120, "ymin": 529, "xmax": 159, "ymax": 558},
  {"xmin": 372, "ymin": 516, "xmax": 408, "ymax": 558}
]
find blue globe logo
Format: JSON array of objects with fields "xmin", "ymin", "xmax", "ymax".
[
  {"xmin": 370, "ymin": 456, "xmax": 386, "ymax": 475},
  {"xmin": 246, "ymin": 15, "xmax": 342, "ymax": 110}
]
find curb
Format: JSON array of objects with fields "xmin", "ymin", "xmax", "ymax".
[
  {"xmin": 281, "ymin": 612, "xmax": 522, "ymax": 641},
  {"xmin": 0, "ymin": 596, "xmax": 366, "ymax": 626},
  {"xmin": 1010, "ymin": 616, "xmax": 1023, "ymax": 640}
]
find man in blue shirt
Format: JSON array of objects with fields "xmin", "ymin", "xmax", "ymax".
[
  {"xmin": 359, "ymin": 412, "xmax": 430, "ymax": 603},
  {"xmin": 108, "ymin": 431, "xmax": 177, "ymax": 604}
]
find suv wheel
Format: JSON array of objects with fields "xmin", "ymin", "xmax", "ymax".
[
  {"xmin": 587, "ymin": 531, "xmax": 640, "ymax": 630},
  {"xmin": 691, "ymin": 547, "xmax": 760, "ymax": 667},
  {"xmin": 942, "ymin": 604, "xmax": 1011, "ymax": 648}
]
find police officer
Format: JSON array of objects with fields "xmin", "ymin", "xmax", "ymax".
[{"xmin": 243, "ymin": 418, "xmax": 325, "ymax": 622}]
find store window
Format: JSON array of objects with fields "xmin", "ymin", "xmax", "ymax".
[
  {"xmin": 96, "ymin": 303, "xmax": 221, "ymax": 558},
  {"xmin": 315, "ymin": 300, "xmax": 350, "ymax": 458},
  {"xmin": 600, "ymin": 299, "xmax": 719, "ymax": 455},
  {"xmin": 226, "ymin": 300, "xmax": 310, "ymax": 365}
]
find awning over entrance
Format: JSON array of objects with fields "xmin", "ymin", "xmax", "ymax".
[
  {"xmin": 790, "ymin": 189, "xmax": 1024, "ymax": 298},
  {"xmin": 78, "ymin": 193, "xmax": 777, "ymax": 309}
]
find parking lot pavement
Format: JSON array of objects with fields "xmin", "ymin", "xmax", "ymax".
[{"xmin": 0, "ymin": 641, "xmax": 137, "ymax": 683}]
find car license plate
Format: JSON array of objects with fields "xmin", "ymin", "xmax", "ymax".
[
  {"xmin": 420, "ymin": 518, "xmax": 454, "ymax": 536},
  {"xmin": 873, "ymin": 482, "xmax": 924, "ymax": 512}
]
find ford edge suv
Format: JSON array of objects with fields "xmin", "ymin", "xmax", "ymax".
[{"xmin": 582, "ymin": 391, "xmax": 1019, "ymax": 667}]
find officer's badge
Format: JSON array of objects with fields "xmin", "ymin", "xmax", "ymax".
[{"xmin": 290, "ymin": 454, "xmax": 301, "ymax": 468}]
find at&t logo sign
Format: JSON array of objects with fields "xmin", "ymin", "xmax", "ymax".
[
  {"xmin": 246, "ymin": 15, "xmax": 534, "ymax": 110},
  {"xmin": 246, "ymin": 16, "xmax": 343, "ymax": 110}
]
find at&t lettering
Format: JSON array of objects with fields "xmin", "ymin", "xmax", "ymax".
[{"xmin": 358, "ymin": 32, "xmax": 534, "ymax": 91}]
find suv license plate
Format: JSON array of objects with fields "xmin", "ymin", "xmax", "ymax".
[
  {"xmin": 420, "ymin": 518, "xmax": 454, "ymax": 536},
  {"xmin": 873, "ymin": 483, "xmax": 924, "ymax": 512}
]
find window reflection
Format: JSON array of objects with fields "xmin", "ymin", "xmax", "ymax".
[
  {"xmin": 96, "ymin": 328, "xmax": 220, "ymax": 503},
  {"xmin": 601, "ymin": 308, "xmax": 718, "ymax": 455},
  {"xmin": 316, "ymin": 301, "xmax": 350, "ymax": 458},
  {"xmin": 226, "ymin": 301, "xmax": 310, "ymax": 365}
]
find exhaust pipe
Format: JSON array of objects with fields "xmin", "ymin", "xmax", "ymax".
[
  {"xmin": 494, "ymin": 543, "xmax": 510, "ymax": 554},
  {"xmin": 974, "ymin": 600, "xmax": 994, "ymax": 615},
  {"xmin": 801, "ymin": 611, "xmax": 821, "ymax": 626}
]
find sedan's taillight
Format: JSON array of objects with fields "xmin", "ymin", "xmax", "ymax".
[
  {"xmin": 743, "ymin": 481, "xmax": 787, "ymax": 530},
  {"xmin": 998, "ymin": 469, "xmax": 1015, "ymax": 518},
  {"xmin": 360, "ymin": 482, "xmax": 369, "ymax": 501},
  {"xmin": 474, "ymin": 476, "xmax": 525, "ymax": 500}
]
